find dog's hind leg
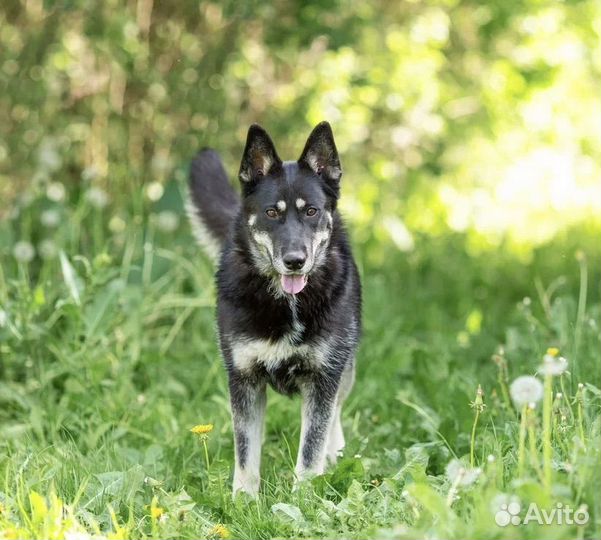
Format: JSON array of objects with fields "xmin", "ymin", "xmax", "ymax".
[
  {"xmin": 326, "ymin": 360, "xmax": 355, "ymax": 464},
  {"xmin": 229, "ymin": 371, "xmax": 266, "ymax": 498}
]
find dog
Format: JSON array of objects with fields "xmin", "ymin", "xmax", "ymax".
[{"xmin": 187, "ymin": 122, "xmax": 361, "ymax": 497}]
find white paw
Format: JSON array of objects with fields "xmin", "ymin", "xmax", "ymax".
[
  {"xmin": 292, "ymin": 468, "xmax": 319, "ymax": 492},
  {"xmin": 326, "ymin": 449, "xmax": 344, "ymax": 465},
  {"xmin": 233, "ymin": 472, "xmax": 260, "ymax": 499}
]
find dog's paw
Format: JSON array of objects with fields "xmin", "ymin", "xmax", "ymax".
[
  {"xmin": 326, "ymin": 449, "xmax": 344, "ymax": 466},
  {"xmin": 232, "ymin": 472, "xmax": 260, "ymax": 499},
  {"xmin": 292, "ymin": 467, "xmax": 320, "ymax": 492}
]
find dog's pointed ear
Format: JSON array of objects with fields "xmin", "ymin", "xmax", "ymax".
[
  {"xmin": 239, "ymin": 124, "xmax": 282, "ymax": 183},
  {"xmin": 298, "ymin": 121, "xmax": 342, "ymax": 183}
]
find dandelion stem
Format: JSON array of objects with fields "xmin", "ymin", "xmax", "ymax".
[
  {"xmin": 575, "ymin": 251, "xmax": 587, "ymax": 360},
  {"xmin": 518, "ymin": 404, "xmax": 527, "ymax": 478},
  {"xmin": 542, "ymin": 373, "xmax": 553, "ymax": 490},
  {"xmin": 577, "ymin": 384, "xmax": 586, "ymax": 451},
  {"xmin": 526, "ymin": 407, "xmax": 544, "ymax": 482},
  {"xmin": 498, "ymin": 364, "xmax": 513, "ymax": 415},
  {"xmin": 560, "ymin": 376, "xmax": 574, "ymax": 422},
  {"xmin": 203, "ymin": 438, "xmax": 210, "ymax": 471},
  {"xmin": 469, "ymin": 385, "xmax": 485, "ymax": 467},
  {"xmin": 470, "ymin": 407, "xmax": 480, "ymax": 468}
]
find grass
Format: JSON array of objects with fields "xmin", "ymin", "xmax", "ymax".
[{"xmin": 0, "ymin": 182, "xmax": 600, "ymax": 540}]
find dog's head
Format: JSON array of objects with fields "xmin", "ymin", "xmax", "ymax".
[{"xmin": 238, "ymin": 122, "xmax": 342, "ymax": 295}]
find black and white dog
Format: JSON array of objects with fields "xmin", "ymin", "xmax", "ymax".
[{"xmin": 187, "ymin": 122, "xmax": 361, "ymax": 497}]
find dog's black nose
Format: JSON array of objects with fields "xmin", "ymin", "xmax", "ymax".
[{"xmin": 283, "ymin": 252, "xmax": 306, "ymax": 271}]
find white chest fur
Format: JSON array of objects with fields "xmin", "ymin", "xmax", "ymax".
[
  {"xmin": 228, "ymin": 296, "xmax": 328, "ymax": 372},
  {"xmin": 231, "ymin": 336, "xmax": 312, "ymax": 372}
]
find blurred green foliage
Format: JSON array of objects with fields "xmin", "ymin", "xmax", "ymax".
[{"xmin": 1, "ymin": 0, "xmax": 600, "ymax": 258}]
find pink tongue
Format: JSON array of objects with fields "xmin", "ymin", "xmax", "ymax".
[{"xmin": 281, "ymin": 274, "xmax": 307, "ymax": 295}]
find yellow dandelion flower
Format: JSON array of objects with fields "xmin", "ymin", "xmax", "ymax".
[
  {"xmin": 546, "ymin": 347, "xmax": 559, "ymax": 357},
  {"xmin": 190, "ymin": 423, "xmax": 214, "ymax": 435},
  {"xmin": 209, "ymin": 524, "xmax": 230, "ymax": 539},
  {"xmin": 150, "ymin": 506, "xmax": 164, "ymax": 519}
]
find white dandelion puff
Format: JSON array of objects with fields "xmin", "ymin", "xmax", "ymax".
[
  {"xmin": 38, "ymin": 239, "xmax": 58, "ymax": 260},
  {"xmin": 13, "ymin": 241, "xmax": 35, "ymax": 262},
  {"xmin": 109, "ymin": 215, "xmax": 126, "ymax": 233},
  {"xmin": 85, "ymin": 187, "xmax": 109, "ymax": 209},
  {"xmin": 156, "ymin": 210, "xmax": 179, "ymax": 232},
  {"xmin": 38, "ymin": 140, "xmax": 62, "ymax": 171},
  {"xmin": 81, "ymin": 166, "xmax": 100, "ymax": 182},
  {"xmin": 538, "ymin": 354, "xmax": 568, "ymax": 376},
  {"xmin": 510, "ymin": 376, "xmax": 544, "ymax": 407},
  {"xmin": 445, "ymin": 459, "xmax": 481, "ymax": 486},
  {"xmin": 145, "ymin": 181, "xmax": 164, "ymax": 201},
  {"xmin": 40, "ymin": 209, "xmax": 61, "ymax": 227},
  {"xmin": 46, "ymin": 182, "xmax": 66, "ymax": 202}
]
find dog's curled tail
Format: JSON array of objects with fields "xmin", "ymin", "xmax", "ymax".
[{"xmin": 186, "ymin": 149, "xmax": 240, "ymax": 261}]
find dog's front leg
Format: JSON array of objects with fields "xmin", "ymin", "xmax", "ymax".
[
  {"xmin": 295, "ymin": 375, "xmax": 338, "ymax": 483},
  {"xmin": 229, "ymin": 370, "xmax": 266, "ymax": 498}
]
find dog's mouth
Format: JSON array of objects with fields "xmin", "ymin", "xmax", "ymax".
[{"xmin": 280, "ymin": 274, "xmax": 307, "ymax": 295}]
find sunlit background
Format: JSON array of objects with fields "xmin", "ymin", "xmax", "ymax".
[{"xmin": 1, "ymin": 0, "xmax": 599, "ymax": 264}]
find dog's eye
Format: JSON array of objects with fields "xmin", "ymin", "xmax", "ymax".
[
  {"xmin": 265, "ymin": 208, "xmax": 278, "ymax": 218},
  {"xmin": 306, "ymin": 207, "xmax": 318, "ymax": 217}
]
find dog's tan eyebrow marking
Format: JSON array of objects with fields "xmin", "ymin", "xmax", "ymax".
[
  {"xmin": 296, "ymin": 198, "xmax": 306, "ymax": 210},
  {"xmin": 248, "ymin": 214, "xmax": 256, "ymax": 227},
  {"xmin": 276, "ymin": 200, "xmax": 286, "ymax": 212}
]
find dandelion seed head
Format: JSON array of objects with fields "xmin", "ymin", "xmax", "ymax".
[
  {"xmin": 146, "ymin": 181, "xmax": 164, "ymax": 201},
  {"xmin": 510, "ymin": 376, "xmax": 543, "ymax": 407},
  {"xmin": 46, "ymin": 182, "xmax": 66, "ymax": 202},
  {"xmin": 487, "ymin": 454, "xmax": 496, "ymax": 463},
  {"xmin": 81, "ymin": 166, "xmax": 99, "ymax": 181},
  {"xmin": 41, "ymin": 209, "xmax": 61, "ymax": 227},
  {"xmin": 85, "ymin": 187, "xmax": 109, "ymax": 209},
  {"xmin": 109, "ymin": 215, "xmax": 126, "ymax": 233},
  {"xmin": 445, "ymin": 459, "xmax": 481, "ymax": 486},
  {"xmin": 13, "ymin": 241, "xmax": 35, "ymax": 262},
  {"xmin": 156, "ymin": 210, "xmax": 180, "ymax": 232},
  {"xmin": 539, "ymin": 355, "xmax": 568, "ymax": 376},
  {"xmin": 39, "ymin": 239, "xmax": 58, "ymax": 260},
  {"xmin": 578, "ymin": 383, "xmax": 584, "ymax": 389},
  {"xmin": 38, "ymin": 141, "xmax": 61, "ymax": 171}
]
